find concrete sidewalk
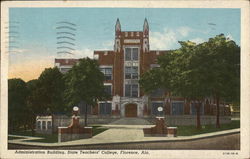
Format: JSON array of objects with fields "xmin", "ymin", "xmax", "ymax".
[{"xmin": 8, "ymin": 125, "xmax": 240, "ymax": 147}]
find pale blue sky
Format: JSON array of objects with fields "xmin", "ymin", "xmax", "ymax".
[{"xmin": 8, "ymin": 8, "xmax": 240, "ymax": 81}]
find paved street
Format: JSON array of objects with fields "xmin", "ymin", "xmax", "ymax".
[
  {"xmin": 8, "ymin": 124, "xmax": 240, "ymax": 150},
  {"xmin": 9, "ymin": 133, "xmax": 239, "ymax": 150}
]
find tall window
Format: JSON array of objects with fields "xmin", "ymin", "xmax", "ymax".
[
  {"xmin": 125, "ymin": 66, "xmax": 138, "ymax": 79},
  {"xmin": 78, "ymin": 101, "xmax": 91, "ymax": 115},
  {"xmin": 104, "ymin": 85, "xmax": 112, "ymax": 96},
  {"xmin": 37, "ymin": 121, "xmax": 41, "ymax": 130},
  {"xmin": 125, "ymin": 48, "xmax": 139, "ymax": 61},
  {"xmin": 125, "ymin": 84, "xmax": 138, "ymax": 97},
  {"xmin": 190, "ymin": 103, "xmax": 204, "ymax": 115},
  {"xmin": 171, "ymin": 102, "xmax": 184, "ymax": 115},
  {"xmin": 100, "ymin": 67, "xmax": 112, "ymax": 80},
  {"xmin": 47, "ymin": 121, "xmax": 52, "ymax": 130},
  {"xmin": 42, "ymin": 121, "xmax": 46, "ymax": 130},
  {"xmin": 99, "ymin": 103, "xmax": 112, "ymax": 115}
]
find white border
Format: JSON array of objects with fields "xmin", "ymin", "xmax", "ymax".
[{"xmin": 1, "ymin": 1, "xmax": 249, "ymax": 159}]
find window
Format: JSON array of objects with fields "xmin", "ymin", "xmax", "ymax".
[
  {"xmin": 171, "ymin": 102, "xmax": 184, "ymax": 115},
  {"xmin": 125, "ymin": 48, "xmax": 139, "ymax": 61},
  {"xmin": 132, "ymin": 84, "xmax": 138, "ymax": 97},
  {"xmin": 125, "ymin": 66, "xmax": 138, "ymax": 79},
  {"xmin": 78, "ymin": 101, "xmax": 91, "ymax": 115},
  {"xmin": 99, "ymin": 103, "xmax": 112, "ymax": 115},
  {"xmin": 150, "ymin": 64, "xmax": 160, "ymax": 69},
  {"xmin": 104, "ymin": 85, "xmax": 112, "ymax": 96},
  {"xmin": 47, "ymin": 121, "xmax": 52, "ymax": 129},
  {"xmin": 151, "ymin": 102, "xmax": 164, "ymax": 116},
  {"xmin": 42, "ymin": 121, "xmax": 46, "ymax": 130},
  {"xmin": 125, "ymin": 84, "xmax": 138, "ymax": 97},
  {"xmin": 125, "ymin": 84, "xmax": 131, "ymax": 97},
  {"xmin": 60, "ymin": 68, "xmax": 71, "ymax": 73},
  {"xmin": 100, "ymin": 67, "xmax": 112, "ymax": 80},
  {"xmin": 37, "ymin": 121, "xmax": 41, "ymax": 130},
  {"xmin": 190, "ymin": 103, "xmax": 204, "ymax": 115}
]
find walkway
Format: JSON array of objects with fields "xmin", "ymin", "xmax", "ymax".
[{"xmin": 109, "ymin": 118, "xmax": 152, "ymax": 125}]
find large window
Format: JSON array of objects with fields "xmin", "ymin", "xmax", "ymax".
[
  {"xmin": 42, "ymin": 121, "xmax": 46, "ymax": 130},
  {"xmin": 60, "ymin": 68, "xmax": 71, "ymax": 73},
  {"xmin": 99, "ymin": 103, "xmax": 112, "ymax": 115},
  {"xmin": 125, "ymin": 48, "xmax": 139, "ymax": 61},
  {"xmin": 78, "ymin": 101, "xmax": 91, "ymax": 114},
  {"xmin": 171, "ymin": 102, "xmax": 184, "ymax": 115},
  {"xmin": 100, "ymin": 67, "xmax": 112, "ymax": 80},
  {"xmin": 37, "ymin": 121, "xmax": 41, "ymax": 130},
  {"xmin": 151, "ymin": 102, "xmax": 164, "ymax": 116},
  {"xmin": 47, "ymin": 121, "xmax": 52, "ymax": 130},
  {"xmin": 104, "ymin": 85, "xmax": 112, "ymax": 96},
  {"xmin": 190, "ymin": 103, "xmax": 204, "ymax": 115},
  {"xmin": 125, "ymin": 84, "xmax": 138, "ymax": 97},
  {"xmin": 125, "ymin": 66, "xmax": 138, "ymax": 79}
]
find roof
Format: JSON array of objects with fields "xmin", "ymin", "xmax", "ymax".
[{"xmin": 55, "ymin": 58, "xmax": 79, "ymax": 66}]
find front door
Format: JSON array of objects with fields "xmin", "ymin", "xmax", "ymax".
[{"xmin": 125, "ymin": 103, "xmax": 137, "ymax": 117}]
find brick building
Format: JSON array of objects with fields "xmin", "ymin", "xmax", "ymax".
[{"xmin": 54, "ymin": 19, "xmax": 230, "ymax": 118}]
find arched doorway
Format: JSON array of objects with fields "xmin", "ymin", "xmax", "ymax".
[{"xmin": 125, "ymin": 103, "xmax": 137, "ymax": 117}]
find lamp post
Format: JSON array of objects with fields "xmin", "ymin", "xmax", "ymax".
[{"xmin": 73, "ymin": 106, "xmax": 79, "ymax": 116}]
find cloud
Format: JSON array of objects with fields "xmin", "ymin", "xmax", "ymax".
[
  {"xmin": 8, "ymin": 48, "xmax": 27, "ymax": 54},
  {"xmin": 71, "ymin": 48, "xmax": 94, "ymax": 59},
  {"xmin": 101, "ymin": 40, "xmax": 113, "ymax": 49},
  {"xmin": 150, "ymin": 28, "xmax": 177, "ymax": 50},
  {"xmin": 190, "ymin": 38, "xmax": 205, "ymax": 44},
  {"xmin": 177, "ymin": 27, "xmax": 192, "ymax": 37},
  {"xmin": 150, "ymin": 26, "xmax": 208, "ymax": 49}
]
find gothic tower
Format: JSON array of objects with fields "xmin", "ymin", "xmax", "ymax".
[
  {"xmin": 114, "ymin": 18, "xmax": 121, "ymax": 52},
  {"xmin": 143, "ymin": 18, "xmax": 149, "ymax": 52}
]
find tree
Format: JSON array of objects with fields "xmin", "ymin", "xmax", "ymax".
[
  {"xmin": 64, "ymin": 58, "xmax": 108, "ymax": 126},
  {"xmin": 163, "ymin": 41, "xmax": 207, "ymax": 129},
  {"xmin": 37, "ymin": 67, "xmax": 66, "ymax": 113},
  {"xmin": 140, "ymin": 68, "xmax": 166, "ymax": 94},
  {"xmin": 8, "ymin": 78, "xmax": 29, "ymax": 133},
  {"xmin": 140, "ymin": 34, "xmax": 240, "ymax": 129},
  {"xmin": 26, "ymin": 79, "xmax": 42, "ymax": 135},
  {"xmin": 140, "ymin": 41, "xmax": 205, "ymax": 129},
  {"xmin": 197, "ymin": 34, "xmax": 240, "ymax": 128}
]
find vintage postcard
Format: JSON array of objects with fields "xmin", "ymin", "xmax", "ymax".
[{"xmin": 1, "ymin": 1, "xmax": 250, "ymax": 159}]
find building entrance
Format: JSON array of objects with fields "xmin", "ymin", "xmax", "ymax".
[{"xmin": 125, "ymin": 103, "xmax": 137, "ymax": 117}]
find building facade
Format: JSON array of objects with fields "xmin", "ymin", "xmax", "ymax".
[{"xmin": 55, "ymin": 19, "xmax": 230, "ymax": 118}]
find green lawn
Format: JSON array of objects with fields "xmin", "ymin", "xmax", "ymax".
[
  {"xmin": 176, "ymin": 120, "xmax": 240, "ymax": 136},
  {"xmin": 9, "ymin": 126, "xmax": 108, "ymax": 143}
]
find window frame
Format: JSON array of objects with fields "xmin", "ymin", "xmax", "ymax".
[
  {"xmin": 104, "ymin": 84, "xmax": 112, "ymax": 96},
  {"xmin": 171, "ymin": 101, "xmax": 184, "ymax": 115},
  {"xmin": 100, "ymin": 66, "xmax": 113, "ymax": 81},
  {"xmin": 125, "ymin": 66, "xmax": 138, "ymax": 79},
  {"xmin": 190, "ymin": 102, "xmax": 204, "ymax": 115},
  {"xmin": 125, "ymin": 47, "xmax": 139, "ymax": 61},
  {"xmin": 99, "ymin": 102, "xmax": 112, "ymax": 116},
  {"xmin": 125, "ymin": 84, "xmax": 139, "ymax": 97}
]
